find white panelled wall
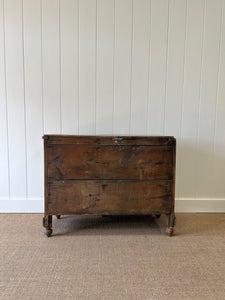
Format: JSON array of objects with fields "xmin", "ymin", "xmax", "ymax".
[{"xmin": 0, "ymin": 0, "xmax": 225, "ymax": 212}]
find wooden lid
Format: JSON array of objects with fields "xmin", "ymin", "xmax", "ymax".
[{"xmin": 42, "ymin": 135, "xmax": 175, "ymax": 146}]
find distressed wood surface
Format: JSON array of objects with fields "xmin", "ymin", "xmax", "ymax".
[
  {"xmin": 43, "ymin": 135, "xmax": 176, "ymax": 236},
  {"xmin": 47, "ymin": 180, "xmax": 172, "ymax": 215},
  {"xmin": 47, "ymin": 145, "xmax": 173, "ymax": 180},
  {"xmin": 43, "ymin": 134, "xmax": 175, "ymax": 146}
]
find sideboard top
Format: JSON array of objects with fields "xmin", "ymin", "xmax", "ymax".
[{"xmin": 43, "ymin": 135, "xmax": 175, "ymax": 146}]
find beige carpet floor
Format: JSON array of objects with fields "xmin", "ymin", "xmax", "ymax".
[{"xmin": 0, "ymin": 213, "xmax": 225, "ymax": 300}]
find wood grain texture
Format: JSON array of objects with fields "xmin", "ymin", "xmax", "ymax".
[
  {"xmin": 47, "ymin": 145, "xmax": 173, "ymax": 180},
  {"xmin": 44, "ymin": 134, "xmax": 175, "ymax": 146},
  {"xmin": 43, "ymin": 135, "xmax": 176, "ymax": 235},
  {"xmin": 47, "ymin": 180, "xmax": 172, "ymax": 215}
]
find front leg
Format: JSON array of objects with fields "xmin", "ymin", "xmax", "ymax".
[
  {"xmin": 43, "ymin": 215, "xmax": 52, "ymax": 237},
  {"xmin": 166, "ymin": 213, "xmax": 175, "ymax": 236}
]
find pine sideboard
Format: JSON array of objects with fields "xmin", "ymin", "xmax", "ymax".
[{"xmin": 42, "ymin": 135, "xmax": 176, "ymax": 237}]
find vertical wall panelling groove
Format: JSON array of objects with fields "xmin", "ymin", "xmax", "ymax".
[
  {"xmin": 148, "ymin": 0, "xmax": 169, "ymax": 135},
  {"xmin": 211, "ymin": 0, "xmax": 225, "ymax": 199},
  {"xmin": 112, "ymin": 0, "xmax": 116, "ymax": 134},
  {"xmin": 163, "ymin": 0, "xmax": 170, "ymax": 135},
  {"xmin": 128, "ymin": 0, "xmax": 134, "ymax": 135},
  {"xmin": 40, "ymin": 0, "xmax": 44, "ymax": 134},
  {"xmin": 194, "ymin": 0, "xmax": 206, "ymax": 201},
  {"xmin": 195, "ymin": 0, "xmax": 206, "ymax": 201},
  {"xmin": 96, "ymin": 0, "xmax": 114, "ymax": 135},
  {"xmin": 164, "ymin": 0, "xmax": 187, "ymax": 138},
  {"xmin": 4, "ymin": 0, "xmax": 27, "ymax": 198},
  {"xmin": 59, "ymin": 0, "xmax": 62, "ymax": 134},
  {"xmin": 1, "ymin": 0, "xmax": 225, "ymax": 211},
  {"xmin": 23, "ymin": 0, "xmax": 43, "ymax": 198},
  {"xmin": 178, "ymin": 0, "xmax": 205, "ymax": 200},
  {"xmin": 77, "ymin": 0, "xmax": 79, "ymax": 134},
  {"xmin": 195, "ymin": 0, "xmax": 222, "ymax": 199},
  {"xmin": 79, "ymin": 0, "xmax": 97, "ymax": 134},
  {"xmin": 164, "ymin": 0, "xmax": 187, "ymax": 197},
  {"xmin": 179, "ymin": 0, "xmax": 205, "ymax": 199},
  {"xmin": 21, "ymin": 0, "xmax": 28, "ymax": 199},
  {"xmin": 146, "ymin": 0, "xmax": 151, "ymax": 135},
  {"xmin": 95, "ymin": 0, "xmax": 97, "ymax": 134},
  {"xmin": 60, "ymin": 0, "xmax": 78, "ymax": 134},
  {"xmin": 4, "ymin": 0, "xmax": 10, "ymax": 198},
  {"xmin": 21, "ymin": 0, "xmax": 27, "ymax": 198},
  {"xmin": 130, "ymin": 0, "xmax": 150, "ymax": 135},
  {"xmin": 0, "ymin": 0, "xmax": 10, "ymax": 198},
  {"xmin": 42, "ymin": 0, "xmax": 61, "ymax": 134},
  {"xmin": 164, "ymin": 0, "xmax": 187, "ymax": 198},
  {"xmin": 177, "ymin": 0, "xmax": 188, "ymax": 201},
  {"xmin": 113, "ymin": 0, "xmax": 133, "ymax": 134},
  {"xmin": 212, "ymin": 2, "xmax": 223, "ymax": 156}
]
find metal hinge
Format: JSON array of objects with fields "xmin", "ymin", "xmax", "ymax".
[{"xmin": 112, "ymin": 136, "xmax": 123, "ymax": 142}]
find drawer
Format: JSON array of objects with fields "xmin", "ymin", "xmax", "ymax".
[
  {"xmin": 47, "ymin": 145, "xmax": 173, "ymax": 180},
  {"xmin": 47, "ymin": 180, "xmax": 172, "ymax": 215}
]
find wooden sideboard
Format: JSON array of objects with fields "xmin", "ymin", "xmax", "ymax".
[{"xmin": 42, "ymin": 135, "xmax": 176, "ymax": 237}]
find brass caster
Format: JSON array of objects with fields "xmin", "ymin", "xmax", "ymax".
[
  {"xmin": 56, "ymin": 215, "xmax": 61, "ymax": 219},
  {"xmin": 44, "ymin": 228, "xmax": 53, "ymax": 237},
  {"xmin": 166, "ymin": 227, "xmax": 174, "ymax": 237}
]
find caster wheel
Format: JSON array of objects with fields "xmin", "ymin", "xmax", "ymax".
[
  {"xmin": 44, "ymin": 228, "xmax": 52, "ymax": 237},
  {"xmin": 56, "ymin": 215, "xmax": 61, "ymax": 219},
  {"xmin": 166, "ymin": 227, "xmax": 173, "ymax": 237}
]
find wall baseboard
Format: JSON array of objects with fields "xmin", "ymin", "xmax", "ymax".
[
  {"xmin": 175, "ymin": 198, "xmax": 225, "ymax": 213},
  {"xmin": 0, "ymin": 199, "xmax": 44, "ymax": 213},
  {"xmin": 0, "ymin": 198, "xmax": 225, "ymax": 213}
]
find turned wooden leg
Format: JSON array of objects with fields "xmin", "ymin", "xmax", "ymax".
[
  {"xmin": 166, "ymin": 213, "xmax": 175, "ymax": 236},
  {"xmin": 56, "ymin": 215, "xmax": 61, "ymax": 219},
  {"xmin": 43, "ymin": 215, "xmax": 52, "ymax": 237}
]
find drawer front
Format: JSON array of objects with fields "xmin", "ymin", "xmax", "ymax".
[
  {"xmin": 47, "ymin": 145, "xmax": 173, "ymax": 180},
  {"xmin": 47, "ymin": 180, "xmax": 172, "ymax": 214}
]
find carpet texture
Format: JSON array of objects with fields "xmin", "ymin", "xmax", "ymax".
[{"xmin": 0, "ymin": 213, "xmax": 225, "ymax": 300}]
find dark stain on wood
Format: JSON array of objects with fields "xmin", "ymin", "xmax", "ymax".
[{"xmin": 102, "ymin": 183, "xmax": 108, "ymax": 192}]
